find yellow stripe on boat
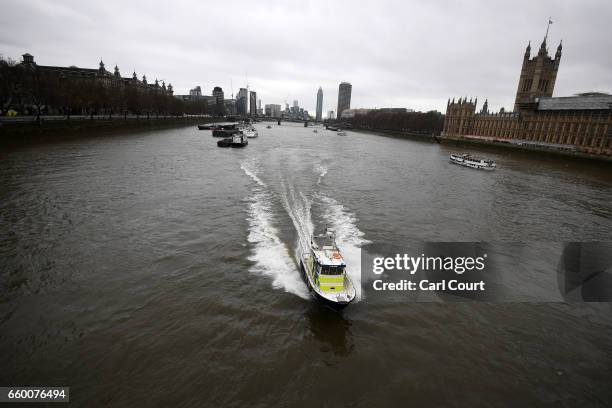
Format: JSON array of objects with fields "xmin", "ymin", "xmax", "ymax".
[{"xmin": 318, "ymin": 275, "xmax": 345, "ymax": 292}]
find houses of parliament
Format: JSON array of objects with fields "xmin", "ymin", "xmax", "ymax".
[{"xmin": 443, "ymin": 33, "xmax": 612, "ymax": 157}]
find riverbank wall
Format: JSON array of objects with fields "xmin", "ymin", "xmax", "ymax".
[
  {"xmin": 441, "ymin": 135, "xmax": 612, "ymax": 163},
  {"xmin": 0, "ymin": 116, "xmax": 215, "ymax": 138}
]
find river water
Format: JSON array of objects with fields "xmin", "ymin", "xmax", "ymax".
[{"xmin": 1, "ymin": 123, "xmax": 611, "ymax": 406}]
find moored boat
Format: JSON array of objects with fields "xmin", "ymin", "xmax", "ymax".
[
  {"xmin": 213, "ymin": 129, "xmax": 239, "ymax": 137},
  {"xmin": 217, "ymin": 137, "xmax": 232, "ymax": 147},
  {"xmin": 300, "ymin": 228, "xmax": 356, "ymax": 310},
  {"xmin": 337, "ymin": 130, "xmax": 347, "ymax": 136},
  {"xmin": 266, "ymin": 125, "xmax": 272, "ymax": 129},
  {"xmin": 245, "ymin": 128, "xmax": 258, "ymax": 138},
  {"xmin": 217, "ymin": 133, "xmax": 248, "ymax": 148},
  {"xmin": 230, "ymin": 133, "xmax": 248, "ymax": 148},
  {"xmin": 449, "ymin": 153, "xmax": 496, "ymax": 170},
  {"xmin": 198, "ymin": 124, "xmax": 213, "ymax": 130}
]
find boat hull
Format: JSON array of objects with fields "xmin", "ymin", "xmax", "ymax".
[
  {"xmin": 213, "ymin": 129, "xmax": 239, "ymax": 137},
  {"xmin": 449, "ymin": 156, "xmax": 496, "ymax": 170},
  {"xmin": 217, "ymin": 138, "xmax": 232, "ymax": 147}
]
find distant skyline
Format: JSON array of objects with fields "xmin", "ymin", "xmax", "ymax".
[{"xmin": 1, "ymin": 0, "xmax": 611, "ymax": 114}]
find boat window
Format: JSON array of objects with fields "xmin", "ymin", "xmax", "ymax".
[{"xmin": 321, "ymin": 266, "xmax": 344, "ymax": 275}]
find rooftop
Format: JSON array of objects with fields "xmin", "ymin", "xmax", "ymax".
[{"xmin": 538, "ymin": 95, "xmax": 612, "ymax": 111}]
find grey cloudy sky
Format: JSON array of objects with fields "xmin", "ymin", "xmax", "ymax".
[{"xmin": 1, "ymin": 0, "xmax": 611, "ymax": 113}]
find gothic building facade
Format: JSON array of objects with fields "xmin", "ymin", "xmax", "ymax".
[{"xmin": 443, "ymin": 37, "xmax": 612, "ymax": 157}]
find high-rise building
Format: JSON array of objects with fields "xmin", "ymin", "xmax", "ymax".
[
  {"xmin": 316, "ymin": 87, "xmax": 323, "ymax": 122},
  {"xmin": 249, "ymin": 91, "xmax": 257, "ymax": 116},
  {"xmin": 237, "ymin": 88, "xmax": 248, "ymax": 116},
  {"xmin": 265, "ymin": 104, "xmax": 282, "ymax": 118},
  {"xmin": 337, "ymin": 82, "xmax": 352, "ymax": 119},
  {"xmin": 293, "ymin": 100, "xmax": 298, "ymax": 108},
  {"xmin": 212, "ymin": 86, "xmax": 225, "ymax": 116},
  {"xmin": 190, "ymin": 86, "xmax": 202, "ymax": 98}
]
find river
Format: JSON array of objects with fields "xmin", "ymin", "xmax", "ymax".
[{"xmin": 1, "ymin": 123, "xmax": 611, "ymax": 406}]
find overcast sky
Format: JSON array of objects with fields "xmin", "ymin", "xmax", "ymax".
[{"xmin": 1, "ymin": 0, "xmax": 611, "ymax": 113}]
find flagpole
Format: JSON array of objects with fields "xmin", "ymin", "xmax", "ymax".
[{"xmin": 545, "ymin": 17, "xmax": 553, "ymax": 42}]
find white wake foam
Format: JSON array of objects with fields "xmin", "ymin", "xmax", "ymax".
[
  {"xmin": 316, "ymin": 164, "xmax": 328, "ymax": 185},
  {"xmin": 280, "ymin": 180, "xmax": 314, "ymax": 258},
  {"xmin": 240, "ymin": 159, "xmax": 267, "ymax": 187},
  {"xmin": 242, "ymin": 159, "xmax": 309, "ymax": 299},
  {"xmin": 318, "ymin": 194, "xmax": 370, "ymax": 300}
]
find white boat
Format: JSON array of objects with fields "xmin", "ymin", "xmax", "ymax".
[
  {"xmin": 337, "ymin": 131, "xmax": 347, "ymax": 136},
  {"xmin": 300, "ymin": 228, "xmax": 356, "ymax": 310},
  {"xmin": 449, "ymin": 153, "xmax": 496, "ymax": 170},
  {"xmin": 245, "ymin": 127, "xmax": 258, "ymax": 138}
]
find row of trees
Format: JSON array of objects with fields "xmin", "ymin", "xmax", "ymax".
[
  {"xmin": 344, "ymin": 110, "xmax": 445, "ymax": 135},
  {"xmin": 0, "ymin": 57, "xmax": 213, "ymax": 118}
]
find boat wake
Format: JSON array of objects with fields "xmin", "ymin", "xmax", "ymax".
[
  {"xmin": 315, "ymin": 163, "xmax": 328, "ymax": 185},
  {"xmin": 241, "ymin": 159, "xmax": 309, "ymax": 299},
  {"xmin": 241, "ymin": 158, "xmax": 368, "ymax": 303},
  {"xmin": 317, "ymin": 194, "xmax": 370, "ymax": 300},
  {"xmin": 280, "ymin": 179, "xmax": 314, "ymax": 258}
]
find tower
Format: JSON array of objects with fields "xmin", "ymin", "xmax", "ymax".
[
  {"xmin": 514, "ymin": 22, "xmax": 562, "ymax": 111},
  {"xmin": 213, "ymin": 86, "xmax": 225, "ymax": 116},
  {"xmin": 249, "ymin": 91, "xmax": 257, "ymax": 116},
  {"xmin": 316, "ymin": 87, "xmax": 323, "ymax": 122},
  {"xmin": 337, "ymin": 82, "xmax": 352, "ymax": 119}
]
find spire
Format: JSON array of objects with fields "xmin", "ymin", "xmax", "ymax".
[
  {"xmin": 114, "ymin": 65, "xmax": 120, "ymax": 77},
  {"xmin": 132, "ymin": 70, "xmax": 137, "ymax": 80},
  {"xmin": 556, "ymin": 40, "xmax": 562, "ymax": 58},
  {"xmin": 98, "ymin": 59, "xmax": 105, "ymax": 73},
  {"xmin": 539, "ymin": 37, "xmax": 547, "ymax": 55},
  {"xmin": 525, "ymin": 41, "xmax": 531, "ymax": 58},
  {"xmin": 142, "ymin": 75, "xmax": 147, "ymax": 84}
]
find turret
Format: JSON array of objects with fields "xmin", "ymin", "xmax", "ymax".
[
  {"xmin": 481, "ymin": 99, "xmax": 489, "ymax": 114},
  {"xmin": 524, "ymin": 41, "xmax": 531, "ymax": 59},
  {"xmin": 114, "ymin": 65, "xmax": 120, "ymax": 77},
  {"xmin": 555, "ymin": 40, "xmax": 562, "ymax": 59},
  {"xmin": 538, "ymin": 37, "xmax": 547, "ymax": 56},
  {"xmin": 142, "ymin": 75, "xmax": 147, "ymax": 84},
  {"xmin": 98, "ymin": 59, "xmax": 105, "ymax": 74},
  {"xmin": 132, "ymin": 71, "xmax": 137, "ymax": 80}
]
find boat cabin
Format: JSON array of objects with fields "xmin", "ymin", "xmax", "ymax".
[{"xmin": 309, "ymin": 229, "xmax": 347, "ymax": 293}]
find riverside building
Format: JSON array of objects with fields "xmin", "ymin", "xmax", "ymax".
[
  {"xmin": 337, "ymin": 82, "xmax": 352, "ymax": 120},
  {"xmin": 443, "ymin": 35, "xmax": 612, "ymax": 157}
]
